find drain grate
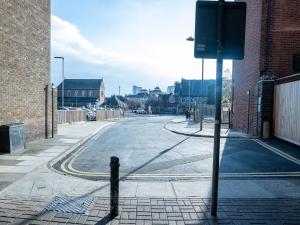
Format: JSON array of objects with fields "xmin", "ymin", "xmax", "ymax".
[{"xmin": 44, "ymin": 196, "xmax": 93, "ymax": 214}]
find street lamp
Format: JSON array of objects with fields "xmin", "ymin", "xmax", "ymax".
[
  {"xmin": 187, "ymin": 37, "xmax": 204, "ymax": 131},
  {"xmin": 54, "ymin": 57, "xmax": 65, "ymax": 108}
]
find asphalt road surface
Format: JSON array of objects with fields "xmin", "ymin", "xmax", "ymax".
[{"xmin": 60, "ymin": 115, "xmax": 300, "ymax": 179}]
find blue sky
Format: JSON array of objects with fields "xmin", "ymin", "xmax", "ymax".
[{"xmin": 51, "ymin": 0, "xmax": 232, "ymax": 96}]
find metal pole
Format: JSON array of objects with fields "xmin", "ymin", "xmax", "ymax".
[
  {"xmin": 200, "ymin": 58, "xmax": 204, "ymax": 131},
  {"xmin": 110, "ymin": 156, "xmax": 120, "ymax": 218},
  {"xmin": 189, "ymin": 80, "xmax": 191, "ymax": 111},
  {"xmin": 62, "ymin": 58, "xmax": 65, "ymax": 108},
  {"xmin": 52, "ymin": 84, "xmax": 54, "ymax": 138},
  {"xmin": 45, "ymin": 84, "xmax": 48, "ymax": 139},
  {"xmin": 211, "ymin": 0, "xmax": 224, "ymax": 217},
  {"xmin": 247, "ymin": 90, "xmax": 250, "ymax": 134}
]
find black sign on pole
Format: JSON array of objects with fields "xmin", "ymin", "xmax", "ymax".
[
  {"xmin": 194, "ymin": 1, "xmax": 246, "ymax": 60},
  {"xmin": 193, "ymin": 0, "xmax": 246, "ymax": 218}
]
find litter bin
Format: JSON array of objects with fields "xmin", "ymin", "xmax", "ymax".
[{"xmin": 0, "ymin": 123, "xmax": 26, "ymax": 153}]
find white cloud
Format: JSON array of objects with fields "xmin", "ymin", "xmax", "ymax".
[
  {"xmin": 51, "ymin": 15, "xmax": 142, "ymax": 65},
  {"xmin": 51, "ymin": 14, "xmax": 231, "ymax": 83}
]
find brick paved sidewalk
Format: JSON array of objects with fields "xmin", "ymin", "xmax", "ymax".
[{"xmin": 0, "ymin": 197, "xmax": 300, "ymax": 225}]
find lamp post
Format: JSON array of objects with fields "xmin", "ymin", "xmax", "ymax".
[
  {"xmin": 187, "ymin": 37, "xmax": 204, "ymax": 130},
  {"xmin": 54, "ymin": 57, "xmax": 65, "ymax": 108}
]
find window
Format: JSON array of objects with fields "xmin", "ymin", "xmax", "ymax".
[
  {"xmin": 82, "ymin": 90, "xmax": 86, "ymax": 97},
  {"xmin": 75, "ymin": 90, "xmax": 78, "ymax": 96},
  {"xmin": 89, "ymin": 91, "xmax": 93, "ymax": 97}
]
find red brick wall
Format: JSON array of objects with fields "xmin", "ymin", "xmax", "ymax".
[
  {"xmin": 264, "ymin": 0, "xmax": 300, "ymax": 77},
  {"xmin": 232, "ymin": 0, "xmax": 300, "ymax": 135},
  {"xmin": 0, "ymin": 0, "xmax": 54, "ymax": 141},
  {"xmin": 232, "ymin": 0, "xmax": 263, "ymax": 135}
]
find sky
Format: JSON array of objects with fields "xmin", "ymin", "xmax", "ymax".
[{"xmin": 51, "ymin": 0, "xmax": 232, "ymax": 96}]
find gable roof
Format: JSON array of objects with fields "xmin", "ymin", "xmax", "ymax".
[
  {"xmin": 102, "ymin": 95, "xmax": 127, "ymax": 108},
  {"xmin": 57, "ymin": 79, "xmax": 103, "ymax": 90}
]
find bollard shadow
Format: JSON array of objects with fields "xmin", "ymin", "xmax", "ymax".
[
  {"xmin": 15, "ymin": 132, "xmax": 196, "ymax": 225},
  {"xmin": 94, "ymin": 213, "xmax": 114, "ymax": 225}
]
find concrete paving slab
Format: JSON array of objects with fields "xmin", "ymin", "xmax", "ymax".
[
  {"xmin": 135, "ymin": 182, "xmax": 175, "ymax": 198},
  {"xmin": 44, "ymin": 149, "xmax": 66, "ymax": 153},
  {"xmin": 0, "ymin": 165, "xmax": 34, "ymax": 173},
  {"xmin": 0, "ymin": 155, "xmax": 20, "ymax": 160},
  {"xmin": 172, "ymin": 181, "xmax": 211, "ymax": 198},
  {"xmin": 59, "ymin": 138, "xmax": 80, "ymax": 144},
  {"xmin": 36, "ymin": 152, "xmax": 60, "ymax": 157},
  {"xmin": 17, "ymin": 156, "xmax": 53, "ymax": 161},
  {"xmin": 17, "ymin": 160, "xmax": 45, "ymax": 166},
  {"xmin": 0, "ymin": 159, "xmax": 20, "ymax": 166}
]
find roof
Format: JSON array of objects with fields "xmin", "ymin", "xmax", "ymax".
[
  {"xmin": 179, "ymin": 79, "xmax": 215, "ymax": 97},
  {"xmin": 57, "ymin": 79, "xmax": 103, "ymax": 90},
  {"xmin": 102, "ymin": 95, "xmax": 127, "ymax": 108}
]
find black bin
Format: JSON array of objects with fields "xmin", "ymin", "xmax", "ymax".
[{"xmin": 0, "ymin": 123, "xmax": 26, "ymax": 153}]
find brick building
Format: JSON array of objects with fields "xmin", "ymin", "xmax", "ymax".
[
  {"xmin": 57, "ymin": 79, "xmax": 105, "ymax": 108},
  {"xmin": 0, "ymin": 1, "xmax": 55, "ymax": 141},
  {"xmin": 232, "ymin": 0, "xmax": 300, "ymax": 139}
]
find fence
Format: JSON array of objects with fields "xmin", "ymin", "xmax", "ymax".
[
  {"xmin": 57, "ymin": 109, "xmax": 123, "ymax": 124},
  {"xmin": 96, "ymin": 109, "xmax": 123, "ymax": 121},
  {"xmin": 194, "ymin": 104, "xmax": 230, "ymax": 123},
  {"xmin": 57, "ymin": 110, "xmax": 87, "ymax": 124}
]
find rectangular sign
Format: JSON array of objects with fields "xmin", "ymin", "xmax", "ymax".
[{"xmin": 194, "ymin": 1, "xmax": 247, "ymax": 60}]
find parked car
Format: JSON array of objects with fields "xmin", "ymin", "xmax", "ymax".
[
  {"xmin": 135, "ymin": 108, "xmax": 146, "ymax": 114},
  {"xmin": 84, "ymin": 108, "xmax": 96, "ymax": 121}
]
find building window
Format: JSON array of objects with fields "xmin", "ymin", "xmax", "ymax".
[
  {"xmin": 89, "ymin": 91, "xmax": 93, "ymax": 97},
  {"xmin": 67, "ymin": 90, "xmax": 71, "ymax": 96},
  {"xmin": 82, "ymin": 90, "xmax": 86, "ymax": 97},
  {"xmin": 75, "ymin": 90, "xmax": 78, "ymax": 96}
]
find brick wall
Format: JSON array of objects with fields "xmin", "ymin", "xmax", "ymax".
[
  {"xmin": 263, "ymin": 0, "xmax": 300, "ymax": 77},
  {"xmin": 0, "ymin": 0, "xmax": 54, "ymax": 141},
  {"xmin": 232, "ymin": 0, "xmax": 300, "ymax": 135},
  {"xmin": 232, "ymin": 0, "xmax": 263, "ymax": 135}
]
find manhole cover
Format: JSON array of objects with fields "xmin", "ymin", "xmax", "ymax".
[{"xmin": 44, "ymin": 196, "xmax": 93, "ymax": 214}]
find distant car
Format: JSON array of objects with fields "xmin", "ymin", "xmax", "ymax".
[
  {"xmin": 84, "ymin": 108, "xmax": 96, "ymax": 121},
  {"xmin": 135, "ymin": 108, "xmax": 146, "ymax": 114}
]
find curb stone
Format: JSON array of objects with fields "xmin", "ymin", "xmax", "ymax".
[
  {"xmin": 164, "ymin": 121, "xmax": 258, "ymax": 139},
  {"xmin": 47, "ymin": 122, "xmax": 116, "ymax": 175}
]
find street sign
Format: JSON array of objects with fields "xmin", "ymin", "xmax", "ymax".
[{"xmin": 194, "ymin": 1, "xmax": 246, "ymax": 59}]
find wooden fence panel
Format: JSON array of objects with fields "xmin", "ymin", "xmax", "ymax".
[
  {"xmin": 57, "ymin": 110, "xmax": 86, "ymax": 124},
  {"xmin": 96, "ymin": 109, "xmax": 122, "ymax": 121},
  {"xmin": 274, "ymin": 80, "xmax": 300, "ymax": 146}
]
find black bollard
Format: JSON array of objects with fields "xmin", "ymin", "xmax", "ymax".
[{"xmin": 110, "ymin": 156, "xmax": 120, "ymax": 218}]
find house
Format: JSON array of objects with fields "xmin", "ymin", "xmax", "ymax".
[
  {"xmin": 57, "ymin": 79, "xmax": 105, "ymax": 108},
  {"xmin": 232, "ymin": 0, "xmax": 300, "ymax": 145},
  {"xmin": 132, "ymin": 85, "xmax": 142, "ymax": 95},
  {"xmin": 146, "ymin": 94, "xmax": 176, "ymax": 114},
  {"xmin": 149, "ymin": 86, "xmax": 164, "ymax": 97},
  {"xmin": 102, "ymin": 95, "xmax": 127, "ymax": 109},
  {"xmin": 174, "ymin": 79, "xmax": 215, "ymax": 113}
]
